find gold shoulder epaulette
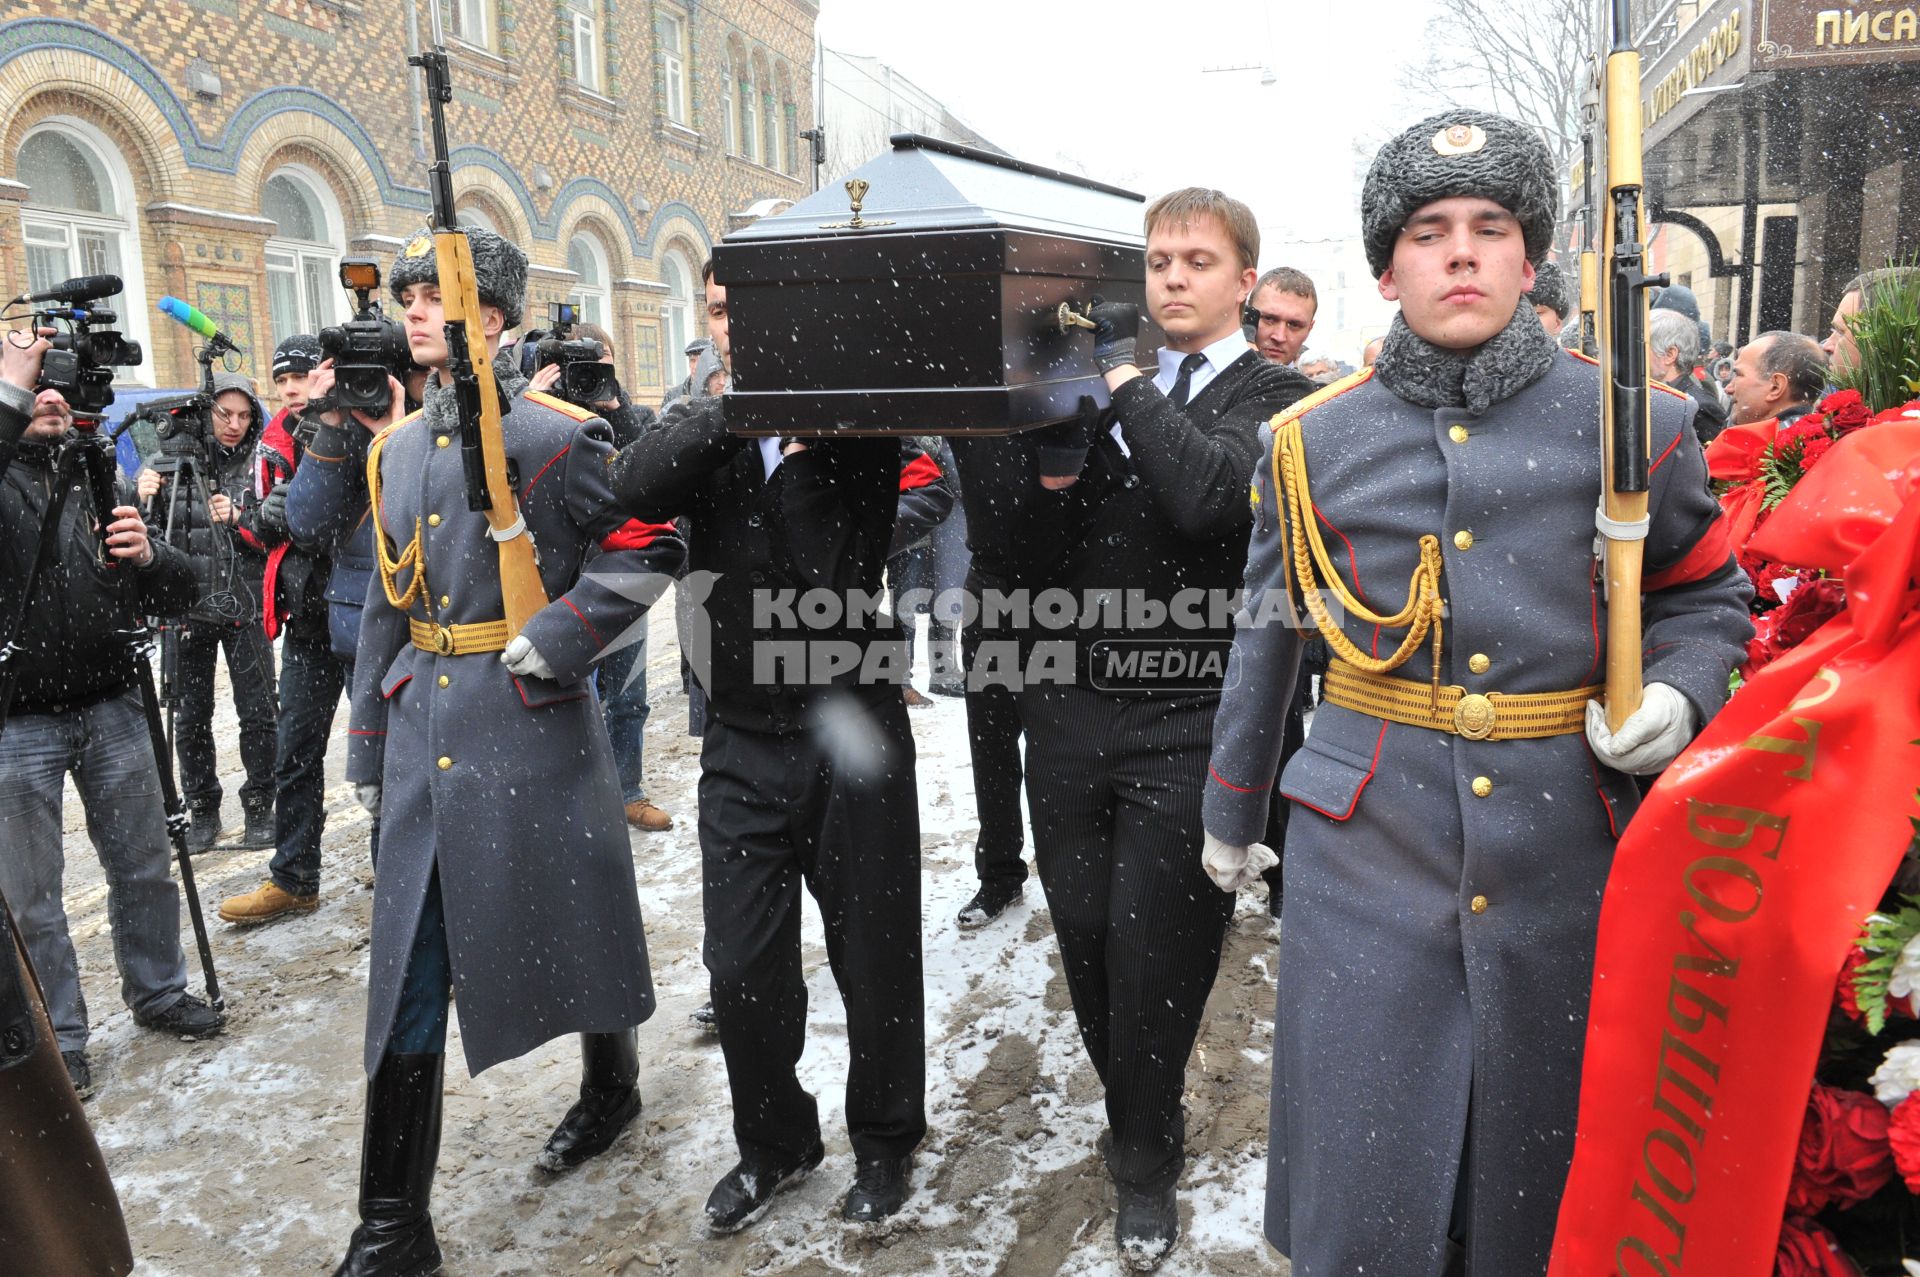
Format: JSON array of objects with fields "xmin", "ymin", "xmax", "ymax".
[
  {"xmin": 1267, "ymin": 366, "xmax": 1375, "ymax": 436},
  {"xmin": 1568, "ymin": 349, "xmax": 1600, "ymax": 367},
  {"xmin": 1649, "ymin": 378, "xmax": 1690, "ymax": 401},
  {"xmin": 524, "ymin": 390, "xmax": 598, "ymax": 422}
]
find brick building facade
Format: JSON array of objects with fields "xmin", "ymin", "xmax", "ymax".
[{"xmin": 0, "ymin": 2, "xmax": 816, "ymax": 406}]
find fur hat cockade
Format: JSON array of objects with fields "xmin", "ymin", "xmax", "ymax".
[
  {"xmin": 1361, "ymin": 110, "xmax": 1558, "ymax": 279},
  {"xmin": 389, "ymin": 226, "xmax": 528, "ymax": 330}
]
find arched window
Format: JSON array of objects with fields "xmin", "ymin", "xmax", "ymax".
[
  {"xmin": 738, "ymin": 61, "xmax": 758, "ymax": 164},
  {"xmin": 762, "ymin": 63, "xmax": 779, "ymax": 169},
  {"xmin": 659, "ymin": 248, "xmax": 694, "ymax": 364},
  {"xmin": 724, "ymin": 44, "xmax": 743, "ymax": 154},
  {"xmin": 262, "ymin": 165, "xmax": 346, "ymax": 347},
  {"xmin": 17, "ymin": 119, "xmax": 151, "ymax": 386},
  {"xmin": 568, "ymin": 231, "xmax": 611, "ymax": 328},
  {"xmin": 458, "ymin": 201, "xmax": 499, "ymax": 233}
]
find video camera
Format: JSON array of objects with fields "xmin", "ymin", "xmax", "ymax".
[
  {"xmin": 317, "ymin": 258, "xmax": 413, "ymax": 417},
  {"xmin": 523, "ymin": 302, "xmax": 616, "ymax": 406},
  {"xmin": 7, "ymin": 274, "xmax": 145, "ymax": 414}
]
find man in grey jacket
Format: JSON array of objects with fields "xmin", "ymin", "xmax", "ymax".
[{"xmin": 1201, "ymin": 111, "xmax": 1753, "ymax": 1276}]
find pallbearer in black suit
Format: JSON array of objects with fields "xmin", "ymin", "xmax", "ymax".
[{"xmin": 1007, "ymin": 188, "xmax": 1311, "ymax": 1270}]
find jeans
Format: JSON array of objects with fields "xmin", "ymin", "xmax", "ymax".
[
  {"xmin": 268, "ymin": 625, "xmax": 347, "ymax": 896},
  {"xmin": 173, "ymin": 620, "xmax": 277, "ymax": 816},
  {"xmin": 0, "ymin": 689, "xmax": 191, "ymax": 1052},
  {"xmin": 597, "ymin": 631, "xmax": 650, "ymax": 805}
]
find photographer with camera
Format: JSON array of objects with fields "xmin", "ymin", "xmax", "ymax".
[
  {"xmin": 0, "ymin": 349, "xmax": 227, "ymax": 1101},
  {"xmin": 135, "ymin": 373, "xmax": 278, "ymax": 852},
  {"xmin": 218, "ymin": 336, "xmax": 350, "ymax": 925},
  {"xmin": 517, "ymin": 313, "xmax": 669, "ymax": 830}
]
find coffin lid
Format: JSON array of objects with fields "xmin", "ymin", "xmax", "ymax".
[{"xmin": 722, "ymin": 133, "xmax": 1146, "ymax": 247}]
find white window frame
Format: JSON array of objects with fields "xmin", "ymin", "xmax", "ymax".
[
  {"xmin": 262, "ymin": 164, "xmax": 346, "ymax": 353},
  {"xmin": 570, "ymin": 0, "xmax": 603, "ymax": 93},
  {"xmin": 724, "ymin": 50, "xmax": 740, "ymax": 151},
  {"xmin": 739, "ymin": 68, "xmax": 758, "ymax": 163},
  {"xmin": 660, "ymin": 249, "xmax": 694, "ymax": 365},
  {"xmin": 567, "ymin": 232, "xmax": 611, "ymax": 329},
  {"xmin": 453, "ymin": 0, "xmax": 492, "ymax": 51},
  {"xmin": 657, "ymin": 9, "xmax": 688, "ymax": 124},
  {"xmin": 17, "ymin": 117, "xmax": 152, "ymax": 388}
]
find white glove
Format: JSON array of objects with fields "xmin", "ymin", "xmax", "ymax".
[
  {"xmin": 356, "ymin": 783, "xmax": 382, "ymax": 816},
  {"xmin": 501, "ymin": 635, "xmax": 556, "ymax": 681},
  {"xmin": 1585, "ymin": 683, "xmax": 1697, "ymax": 776},
  {"xmin": 1202, "ymin": 832, "xmax": 1279, "ymax": 892}
]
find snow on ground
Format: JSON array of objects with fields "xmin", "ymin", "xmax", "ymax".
[{"xmin": 56, "ymin": 600, "xmax": 1289, "ymax": 1275}]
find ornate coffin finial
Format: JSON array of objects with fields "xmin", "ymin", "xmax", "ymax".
[{"xmin": 819, "ymin": 177, "xmax": 894, "ymax": 230}]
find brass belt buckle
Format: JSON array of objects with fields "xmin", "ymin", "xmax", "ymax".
[
  {"xmin": 1453, "ymin": 692, "xmax": 1496, "ymax": 740},
  {"xmin": 432, "ymin": 624, "xmax": 456, "ymax": 656}
]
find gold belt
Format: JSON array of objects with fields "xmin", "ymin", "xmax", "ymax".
[
  {"xmin": 1323, "ymin": 660, "xmax": 1596, "ymax": 741},
  {"xmin": 408, "ymin": 617, "xmax": 511, "ymax": 656}
]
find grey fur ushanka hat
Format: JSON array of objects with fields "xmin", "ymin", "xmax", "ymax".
[
  {"xmin": 1361, "ymin": 109, "xmax": 1558, "ymax": 278},
  {"xmin": 389, "ymin": 226, "xmax": 528, "ymax": 329}
]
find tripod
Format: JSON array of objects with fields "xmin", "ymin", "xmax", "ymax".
[{"xmin": 0, "ymin": 429, "xmax": 222, "ymax": 1008}]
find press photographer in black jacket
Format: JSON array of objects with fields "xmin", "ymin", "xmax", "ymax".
[{"xmin": 0, "ymin": 354, "xmax": 227, "ymax": 1103}]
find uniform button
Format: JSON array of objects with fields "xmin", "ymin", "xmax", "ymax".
[
  {"xmin": 437, "ymin": 675, "xmax": 449, "ymax": 688},
  {"xmin": 1470, "ymin": 894, "xmax": 1489, "ymax": 914},
  {"xmin": 437, "ymin": 756, "xmax": 452, "ymax": 771},
  {"xmin": 1453, "ymin": 529, "xmax": 1474, "ymax": 551},
  {"xmin": 439, "ymin": 595, "xmax": 450, "ymax": 608},
  {"xmin": 427, "ymin": 513, "xmax": 441, "ymax": 527},
  {"xmin": 1468, "ymin": 653, "xmax": 1490, "ymax": 674},
  {"xmin": 747, "ymin": 513, "xmax": 763, "ymax": 529},
  {"xmin": 1449, "ymin": 424, "xmax": 1469, "ymax": 443},
  {"xmin": 1471, "ymin": 775, "xmax": 1493, "ymax": 798},
  {"xmin": 436, "ymin": 435, "xmax": 450, "ymax": 448}
]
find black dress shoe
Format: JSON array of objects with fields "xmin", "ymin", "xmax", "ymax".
[
  {"xmin": 689, "ymin": 1001, "xmax": 718, "ymax": 1034},
  {"xmin": 957, "ymin": 879, "xmax": 1023, "ymax": 930},
  {"xmin": 536, "ymin": 1031, "xmax": 641, "ymax": 1173},
  {"xmin": 1115, "ymin": 1182, "xmax": 1179, "ymax": 1271},
  {"xmin": 842, "ymin": 1153, "xmax": 913, "ymax": 1222},
  {"xmin": 704, "ymin": 1139, "xmax": 825, "ymax": 1235},
  {"xmin": 62, "ymin": 1049, "xmax": 94, "ymax": 1100}
]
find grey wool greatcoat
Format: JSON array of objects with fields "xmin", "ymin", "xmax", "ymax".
[
  {"xmin": 1202, "ymin": 351, "xmax": 1753, "ymax": 1277},
  {"xmin": 347, "ymin": 378, "xmax": 685, "ymax": 1077}
]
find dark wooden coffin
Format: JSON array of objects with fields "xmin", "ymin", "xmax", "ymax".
[{"xmin": 714, "ymin": 133, "xmax": 1155, "ymax": 436}]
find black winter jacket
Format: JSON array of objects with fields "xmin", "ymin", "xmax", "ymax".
[{"xmin": 2, "ymin": 432, "xmax": 197, "ymax": 713}]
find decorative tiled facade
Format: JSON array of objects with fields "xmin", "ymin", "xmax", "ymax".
[{"xmin": 0, "ymin": 3, "xmax": 815, "ymax": 404}]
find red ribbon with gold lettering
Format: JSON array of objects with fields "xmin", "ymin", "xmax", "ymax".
[{"xmin": 1549, "ymin": 422, "xmax": 1920, "ymax": 1276}]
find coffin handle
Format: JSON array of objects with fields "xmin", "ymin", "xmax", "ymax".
[{"xmin": 1055, "ymin": 301, "xmax": 1096, "ymax": 333}]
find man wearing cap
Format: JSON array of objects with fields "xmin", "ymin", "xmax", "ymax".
[
  {"xmin": 1527, "ymin": 257, "xmax": 1573, "ymax": 338},
  {"xmin": 219, "ymin": 335, "xmax": 348, "ymax": 925},
  {"xmin": 328, "ymin": 226, "xmax": 685, "ymax": 1276},
  {"xmin": 1200, "ymin": 111, "xmax": 1752, "ymax": 1275}
]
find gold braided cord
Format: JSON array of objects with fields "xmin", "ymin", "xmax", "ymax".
[
  {"xmin": 367, "ymin": 422, "xmax": 429, "ymax": 612},
  {"xmin": 1271, "ymin": 418, "xmax": 1447, "ymax": 702}
]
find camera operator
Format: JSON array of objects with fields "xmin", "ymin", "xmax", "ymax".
[
  {"xmin": 218, "ymin": 337, "xmax": 346, "ymax": 925},
  {"xmin": 135, "ymin": 373, "xmax": 279, "ymax": 852},
  {"xmin": 0, "ymin": 363, "xmax": 227, "ymax": 1099},
  {"xmin": 522, "ymin": 320, "xmax": 671, "ymax": 830}
]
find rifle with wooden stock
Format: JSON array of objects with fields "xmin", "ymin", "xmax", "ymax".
[
  {"xmin": 1596, "ymin": 0, "xmax": 1668, "ymax": 731},
  {"xmin": 407, "ymin": 7, "xmax": 549, "ymax": 636}
]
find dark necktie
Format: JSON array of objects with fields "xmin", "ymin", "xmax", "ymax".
[{"xmin": 1168, "ymin": 352, "xmax": 1207, "ymax": 409}]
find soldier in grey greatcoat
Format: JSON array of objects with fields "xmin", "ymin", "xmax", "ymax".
[
  {"xmin": 1200, "ymin": 112, "xmax": 1753, "ymax": 1277},
  {"xmin": 330, "ymin": 228, "xmax": 684, "ymax": 1277}
]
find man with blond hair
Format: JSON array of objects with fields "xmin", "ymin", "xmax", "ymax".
[{"xmin": 990, "ymin": 186, "xmax": 1312, "ymax": 1269}]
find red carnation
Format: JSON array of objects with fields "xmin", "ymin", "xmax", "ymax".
[
  {"xmin": 1775, "ymin": 1215, "xmax": 1864, "ymax": 1276},
  {"xmin": 1889, "ymin": 1094, "xmax": 1920, "ymax": 1194},
  {"xmin": 1798, "ymin": 434, "xmax": 1836, "ymax": 471},
  {"xmin": 1772, "ymin": 577, "xmax": 1846, "ymax": 652},
  {"xmin": 1784, "ymin": 1083, "xmax": 1893, "ymax": 1214},
  {"xmin": 1819, "ymin": 389, "xmax": 1871, "ymax": 433},
  {"xmin": 1777, "ymin": 416, "xmax": 1830, "ymax": 450}
]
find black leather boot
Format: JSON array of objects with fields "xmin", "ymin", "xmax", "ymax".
[
  {"xmin": 331, "ymin": 1053, "xmax": 444, "ymax": 1277},
  {"xmin": 236, "ymin": 797, "xmax": 275, "ymax": 850},
  {"xmin": 535, "ymin": 1030, "xmax": 641, "ymax": 1173}
]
